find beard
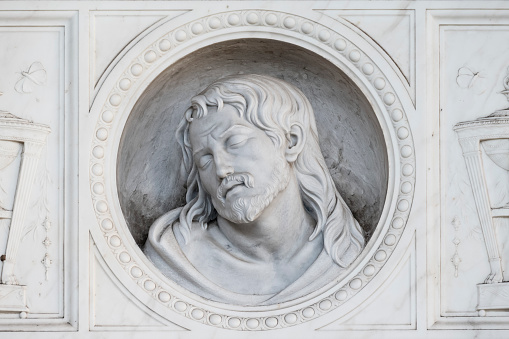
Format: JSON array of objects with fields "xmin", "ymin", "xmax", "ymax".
[{"xmin": 212, "ymin": 157, "xmax": 291, "ymax": 224}]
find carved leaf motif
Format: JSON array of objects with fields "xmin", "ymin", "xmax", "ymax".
[
  {"xmin": 41, "ymin": 253, "xmax": 52, "ymax": 281},
  {"xmin": 42, "ymin": 237, "xmax": 51, "ymax": 248},
  {"xmin": 449, "ymin": 170, "xmax": 483, "ymax": 241},
  {"xmin": 22, "ymin": 149, "xmax": 51, "ymax": 240},
  {"xmin": 467, "ymin": 226, "xmax": 483, "ymax": 241},
  {"xmin": 0, "ymin": 181, "xmax": 6, "ymax": 211}
]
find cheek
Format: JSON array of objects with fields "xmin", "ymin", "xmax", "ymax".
[
  {"xmin": 198, "ymin": 170, "xmax": 217, "ymax": 195},
  {"xmin": 245, "ymin": 140, "xmax": 280, "ymax": 162}
]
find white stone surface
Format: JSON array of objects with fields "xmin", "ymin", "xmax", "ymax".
[
  {"xmin": 0, "ymin": 1, "xmax": 506, "ymax": 338},
  {"xmin": 144, "ymin": 74, "xmax": 365, "ymax": 305}
]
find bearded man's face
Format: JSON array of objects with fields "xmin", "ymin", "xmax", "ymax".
[{"xmin": 188, "ymin": 104, "xmax": 291, "ymax": 224}]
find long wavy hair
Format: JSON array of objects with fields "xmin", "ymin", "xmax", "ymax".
[{"xmin": 174, "ymin": 74, "xmax": 364, "ymax": 268}]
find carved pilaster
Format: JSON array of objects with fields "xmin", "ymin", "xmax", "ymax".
[
  {"xmin": 0, "ymin": 112, "xmax": 50, "ymax": 314},
  {"xmin": 2, "ymin": 142, "xmax": 45, "ymax": 285},
  {"xmin": 457, "ymin": 136, "xmax": 481, "ymax": 155},
  {"xmin": 454, "ymin": 67, "xmax": 509, "ymax": 313},
  {"xmin": 462, "ymin": 150, "xmax": 503, "ymax": 283}
]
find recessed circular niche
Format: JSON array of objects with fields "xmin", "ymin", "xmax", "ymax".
[
  {"xmin": 117, "ymin": 39, "xmax": 388, "ymax": 249},
  {"xmin": 90, "ymin": 9, "xmax": 417, "ymax": 330}
]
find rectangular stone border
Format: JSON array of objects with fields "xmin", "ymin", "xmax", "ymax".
[{"xmin": 0, "ymin": 10, "xmax": 79, "ymax": 331}]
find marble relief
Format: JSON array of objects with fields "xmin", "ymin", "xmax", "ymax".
[
  {"xmin": 145, "ymin": 75, "xmax": 365, "ymax": 305},
  {"xmin": 91, "ymin": 8, "xmax": 415, "ymax": 331},
  {"xmin": 2, "ymin": 1, "xmax": 509, "ymax": 337},
  {"xmin": 0, "ymin": 111, "xmax": 50, "ymax": 315},
  {"xmin": 455, "ymin": 67, "xmax": 509, "ymax": 313}
]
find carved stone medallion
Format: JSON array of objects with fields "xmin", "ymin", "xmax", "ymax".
[{"xmin": 89, "ymin": 10, "xmax": 415, "ymax": 330}]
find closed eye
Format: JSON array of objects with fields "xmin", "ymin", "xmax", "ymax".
[
  {"xmin": 198, "ymin": 154, "xmax": 213, "ymax": 168},
  {"xmin": 225, "ymin": 135, "xmax": 249, "ymax": 149}
]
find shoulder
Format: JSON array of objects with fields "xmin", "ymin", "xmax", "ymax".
[
  {"xmin": 175, "ymin": 220, "xmax": 225, "ymax": 258},
  {"xmin": 146, "ymin": 214, "xmax": 249, "ymax": 269}
]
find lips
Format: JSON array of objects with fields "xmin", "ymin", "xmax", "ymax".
[
  {"xmin": 224, "ymin": 180, "xmax": 243, "ymax": 194},
  {"xmin": 217, "ymin": 180, "xmax": 244, "ymax": 203},
  {"xmin": 216, "ymin": 173, "xmax": 255, "ymax": 204},
  {"xmin": 225, "ymin": 182, "xmax": 245, "ymax": 198}
]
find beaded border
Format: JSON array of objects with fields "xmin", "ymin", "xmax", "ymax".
[{"xmin": 89, "ymin": 10, "xmax": 416, "ymax": 330}]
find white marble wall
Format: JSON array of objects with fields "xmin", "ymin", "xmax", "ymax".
[{"xmin": 0, "ymin": 1, "xmax": 507, "ymax": 338}]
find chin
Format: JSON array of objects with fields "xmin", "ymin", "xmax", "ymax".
[
  {"xmin": 215, "ymin": 198, "xmax": 267, "ymax": 224},
  {"xmin": 217, "ymin": 207, "xmax": 262, "ymax": 224},
  {"xmin": 213, "ymin": 167, "xmax": 290, "ymax": 224}
]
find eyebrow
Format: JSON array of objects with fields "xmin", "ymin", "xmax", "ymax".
[
  {"xmin": 219, "ymin": 124, "xmax": 252, "ymax": 138},
  {"xmin": 192, "ymin": 124, "xmax": 252, "ymax": 156},
  {"xmin": 192, "ymin": 147, "xmax": 204, "ymax": 156}
]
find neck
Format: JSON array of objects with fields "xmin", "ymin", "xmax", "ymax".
[{"xmin": 217, "ymin": 172, "xmax": 317, "ymax": 263}]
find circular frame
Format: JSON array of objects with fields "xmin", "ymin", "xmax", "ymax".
[{"xmin": 89, "ymin": 10, "xmax": 415, "ymax": 331}]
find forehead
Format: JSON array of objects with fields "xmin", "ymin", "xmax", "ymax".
[{"xmin": 188, "ymin": 104, "xmax": 249, "ymax": 140}]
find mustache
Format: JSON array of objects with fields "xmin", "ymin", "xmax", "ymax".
[{"xmin": 216, "ymin": 173, "xmax": 255, "ymax": 204}]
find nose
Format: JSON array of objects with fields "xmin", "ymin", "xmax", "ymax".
[{"xmin": 214, "ymin": 153, "xmax": 234, "ymax": 179}]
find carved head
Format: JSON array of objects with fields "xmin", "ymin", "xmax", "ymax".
[
  {"xmin": 176, "ymin": 74, "xmax": 364, "ymax": 267},
  {"xmin": 186, "ymin": 101, "xmax": 293, "ymax": 225}
]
